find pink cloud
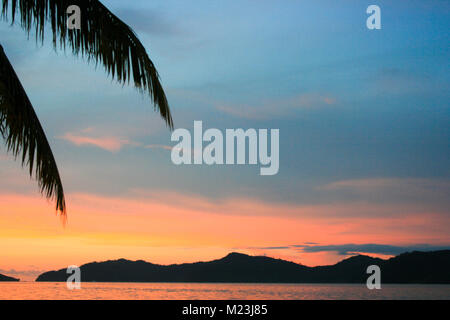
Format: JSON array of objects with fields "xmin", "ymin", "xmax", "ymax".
[
  {"xmin": 144, "ymin": 144, "xmax": 173, "ymax": 151},
  {"xmin": 60, "ymin": 132, "xmax": 139, "ymax": 152}
]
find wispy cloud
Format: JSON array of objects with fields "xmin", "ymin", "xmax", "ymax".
[
  {"xmin": 373, "ymin": 68, "xmax": 436, "ymax": 94},
  {"xmin": 59, "ymin": 128, "xmax": 140, "ymax": 152},
  {"xmin": 216, "ymin": 93, "xmax": 336, "ymax": 120},
  {"xmin": 245, "ymin": 243, "xmax": 450, "ymax": 256},
  {"xmin": 144, "ymin": 144, "xmax": 173, "ymax": 151},
  {"xmin": 294, "ymin": 243, "xmax": 450, "ymax": 256},
  {"xmin": 317, "ymin": 178, "xmax": 450, "ymax": 203}
]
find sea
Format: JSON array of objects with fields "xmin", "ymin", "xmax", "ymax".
[{"xmin": 0, "ymin": 282, "xmax": 449, "ymax": 299}]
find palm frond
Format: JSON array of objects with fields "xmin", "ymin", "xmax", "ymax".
[
  {"xmin": 1, "ymin": 0, "xmax": 173, "ymax": 127},
  {"xmin": 0, "ymin": 44, "xmax": 66, "ymax": 218}
]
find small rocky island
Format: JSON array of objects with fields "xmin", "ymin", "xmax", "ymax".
[{"xmin": 0, "ymin": 273, "xmax": 19, "ymax": 281}]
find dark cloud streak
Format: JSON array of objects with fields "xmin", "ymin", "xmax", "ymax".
[{"xmin": 246, "ymin": 243, "xmax": 450, "ymax": 256}]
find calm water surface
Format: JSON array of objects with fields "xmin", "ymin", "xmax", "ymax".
[{"xmin": 1, "ymin": 282, "xmax": 449, "ymax": 299}]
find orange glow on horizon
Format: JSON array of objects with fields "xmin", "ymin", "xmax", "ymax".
[{"xmin": 0, "ymin": 192, "xmax": 449, "ymax": 281}]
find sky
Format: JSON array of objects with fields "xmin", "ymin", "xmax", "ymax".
[{"xmin": 0, "ymin": 0, "xmax": 449, "ymax": 280}]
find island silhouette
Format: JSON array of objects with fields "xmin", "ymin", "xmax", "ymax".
[
  {"xmin": 34, "ymin": 250, "xmax": 450, "ymax": 284},
  {"xmin": 0, "ymin": 273, "xmax": 19, "ymax": 281}
]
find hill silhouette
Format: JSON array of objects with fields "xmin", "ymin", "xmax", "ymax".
[
  {"xmin": 36, "ymin": 250, "xmax": 450, "ymax": 284},
  {"xmin": 0, "ymin": 273, "xmax": 19, "ymax": 281}
]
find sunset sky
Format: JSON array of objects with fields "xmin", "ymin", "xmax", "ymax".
[{"xmin": 1, "ymin": 0, "xmax": 449, "ymax": 281}]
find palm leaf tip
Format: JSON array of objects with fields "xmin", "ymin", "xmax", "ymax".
[
  {"xmin": 1, "ymin": 0, "xmax": 173, "ymax": 129},
  {"xmin": 0, "ymin": 44, "xmax": 66, "ymax": 218}
]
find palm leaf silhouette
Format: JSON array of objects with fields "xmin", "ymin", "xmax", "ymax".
[
  {"xmin": 0, "ymin": 45, "xmax": 66, "ymax": 215},
  {"xmin": 1, "ymin": 0, "xmax": 173, "ymax": 219}
]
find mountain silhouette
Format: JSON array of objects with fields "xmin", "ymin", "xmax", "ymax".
[
  {"xmin": 36, "ymin": 250, "xmax": 450, "ymax": 284},
  {"xmin": 0, "ymin": 273, "xmax": 19, "ymax": 281}
]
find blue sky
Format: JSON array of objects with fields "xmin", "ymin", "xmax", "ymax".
[
  {"xmin": 0, "ymin": 1, "xmax": 449, "ymax": 271},
  {"xmin": 1, "ymin": 0, "xmax": 448, "ymax": 206}
]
